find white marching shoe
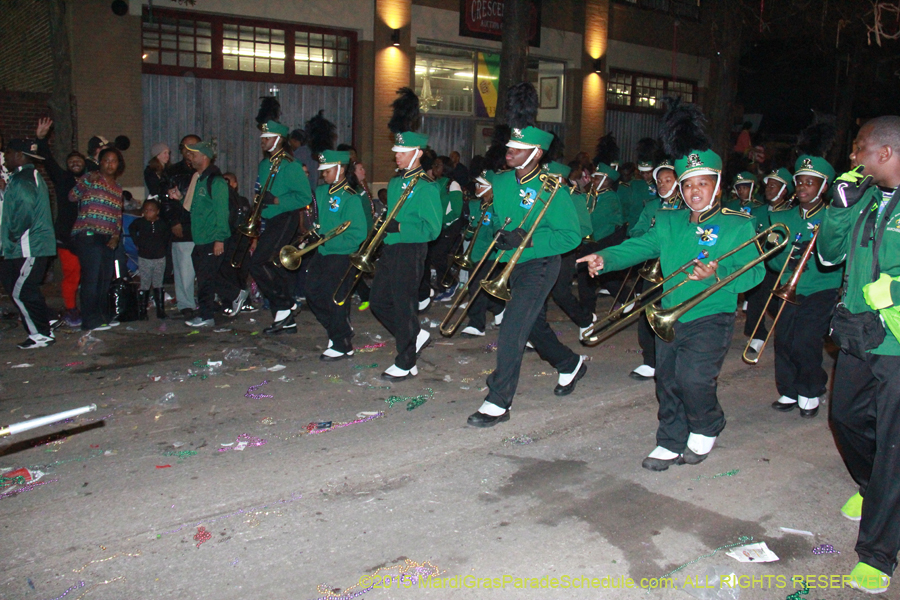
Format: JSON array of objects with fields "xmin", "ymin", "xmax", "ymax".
[{"xmin": 382, "ymin": 364, "xmax": 418, "ymax": 381}]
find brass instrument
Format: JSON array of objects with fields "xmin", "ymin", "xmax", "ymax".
[
  {"xmin": 646, "ymin": 224, "xmax": 791, "ymax": 343},
  {"xmin": 278, "ymin": 221, "xmax": 351, "ymax": 270},
  {"xmin": 332, "ymin": 173, "xmax": 423, "ymax": 306},
  {"xmin": 582, "ymin": 253, "xmax": 708, "ymax": 345},
  {"xmin": 639, "ymin": 259, "xmax": 663, "ymax": 283},
  {"xmin": 439, "ymin": 218, "xmax": 512, "ymax": 337},
  {"xmin": 742, "ymin": 227, "xmax": 817, "ymax": 364},
  {"xmin": 439, "ymin": 201, "xmax": 491, "ymax": 288},
  {"xmin": 230, "ymin": 150, "xmax": 287, "ymax": 268},
  {"xmin": 480, "ymin": 175, "xmax": 565, "ymax": 301}
]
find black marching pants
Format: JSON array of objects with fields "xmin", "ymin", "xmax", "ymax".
[
  {"xmin": 485, "ymin": 256, "xmax": 580, "ymax": 410},
  {"xmin": 217, "ymin": 232, "xmax": 251, "ymax": 305},
  {"xmin": 249, "ymin": 212, "xmax": 300, "ymax": 313},
  {"xmin": 306, "ymin": 253, "xmax": 354, "ymax": 353},
  {"xmin": 465, "ymin": 258, "xmax": 505, "ymax": 331},
  {"xmin": 370, "ymin": 243, "xmax": 427, "ymax": 370},
  {"xmin": 831, "ymin": 352, "xmax": 900, "ymax": 575},
  {"xmin": 773, "ymin": 288, "xmax": 838, "ymax": 399},
  {"xmin": 551, "ymin": 247, "xmax": 595, "ymax": 328},
  {"xmin": 655, "ymin": 313, "xmax": 733, "ymax": 453}
]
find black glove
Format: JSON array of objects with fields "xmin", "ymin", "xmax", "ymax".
[
  {"xmin": 262, "ymin": 191, "xmax": 277, "ymax": 206},
  {"xmin": 496, "ymin": 228, "xmax": 531, "ymax": 251},
  {"xmin": 385, "ymin": 219, "xmax": 401, "ymax": 233},
  {"xmin": 832, "ymin": 166, "xmax": 873, "ymax": 209}
]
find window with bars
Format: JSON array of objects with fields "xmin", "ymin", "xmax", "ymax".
[
  {"xmin": 223, "ymin": 24, "xmax": 285, "ymax": 74},
  {"xmin": 142, "ymin": 15, "xmax": 213, "ymax": 69},
  {"xmin": 606, "ymin": 69, "xmax": 696, "ymax": 112},
  {"xmin": 295, "ymin": 31, "xmax": 351, "ymax": 79},
  {"xmin": 141, "ymin": 8, "xmax": 355, "ymax": 84}
]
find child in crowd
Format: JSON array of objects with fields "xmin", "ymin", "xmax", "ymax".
[{"xmin": 128, "ymin": 199, "xmax": 170, "ymax": 319}]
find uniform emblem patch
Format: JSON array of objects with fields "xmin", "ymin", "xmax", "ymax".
[
  {"xmin": 482, "ymin": 211, "xmax": 492, "ymax": 226},
  {"xmin": 519, "ymin": 188, "xmax": 537, "ymax": 209},
  {"xmin": 329, "ymin": 196, "xmax": 341, "ymax": 212},
  {"xmin": 696, "ymin": 225, "xmax": 719, "ymax": 246},
  {"xmin": 687, "ymin": 153, "xmax": 702, "ymax": 168}
]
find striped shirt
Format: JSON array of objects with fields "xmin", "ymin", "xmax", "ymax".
[{"xmin": 70, "ymin": 172, "xmax": 123, "ymax": 237}]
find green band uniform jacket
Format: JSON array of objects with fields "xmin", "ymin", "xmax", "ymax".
[
  {"xmin": 597, "ymin": 203, "xmax": 764, "ymax": 323},
  {"xmin": 314, "ymin": 179, "xmax": 370, "ymax": 256},
  {"xmin": 258, "ymin": 150, "xmax": 312, "ymax": 220},
  {"xmin": 384, "ymin": 167, "xmax": 442, "ymax": 245},
  {"xmin": 766, "ymin": 201, "xmax": 843, "ymax": 297}
]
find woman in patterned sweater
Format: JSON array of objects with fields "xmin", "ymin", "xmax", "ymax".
[{"xmin": 70, "ymin": 147, "xmax": 125, "ymax": 331}]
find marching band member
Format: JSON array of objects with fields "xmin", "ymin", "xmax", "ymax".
[
  {"xmin": 305, "ymin": 150, "xmax": 370, "ymax": 361},
  {"xmin": 743, "ymin": 168, "xmax": 795, "ymax": 351},
  {"xmin": 467, "ymin": 83, "xmax": 585, "ymax": 428},
  {"xmin": 818, "ymin": 115, "xmax": 900, "ymax": 594},
  {"xmin": 626, "ymin": 159, "xmax": 682, "ymax": 380},
  {"xmin": 767, "ymin": 154, "xmax": 841, "ymax": 417},
  {"xmin": 252, "ymin": 115, "xmax": 312, "ymax": 335},
  {"xmin": 578, "ymin": 100, "xmax": 764, "ymax": 470},
  {"xmin": 459, "ymin": 170, "xmax": 505, "ymax": 337},
  {"xmin": 372, "ymin": 88, "xmax": 442, "ymax": 381},
  {"xmin": 585, "ymin": 162, "xmax": 627, "ymax": 308}
]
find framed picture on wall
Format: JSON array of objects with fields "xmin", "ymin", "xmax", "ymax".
[{"xmin": 539, "ymin": 76, "xmax": 559, "ymax": 109}]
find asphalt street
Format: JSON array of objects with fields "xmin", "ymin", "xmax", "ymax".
[{"xmin": 0, "ymin": 292, "xmax": 869, "ymax": 600}]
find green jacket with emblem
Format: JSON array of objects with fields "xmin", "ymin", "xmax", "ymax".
[
  {"xmin": 570, "ymin": 187, "xmax": 593, "ymax": 239},
  {"xmin": 598, "ymin": 204, "xmax": 764, "ymax": 323},
  {"xmin": 1, "ymin": 164, "xmax": 56, "ymax": 258},
  {"xmin": 314, "ymin": 180, "xmax": 370, "ymax": 256},
  {"xmin": 488, "ymin": 167, "xmax": 581, "ymax": 264},
  {"xmin": 629, "ymin": 195, "xmax": 682, "ymax": 239},
  {"xmin": 257, "ymin": 153, "xmax": 312, "ymax": 220},
  {"xmin": 766, "ymin": 202, "xmax": 843, "ymax": 296},
  {"xmin": 819, "ymin": 186, "xmax": 900, "ymax": 355},
  {"xmin": 466, "ymin": 199, "xmax": 498, "ymax": 263},
  {"xmin": 191, "ymin": 168, "xmax": 231, "ymax": 245},
  {"xmin": 620, "ymin": 179, "xmax": 655, "ymax": 232},
  {"xmin": 724, "ymin": 198, "xmax": 768, "ymax": 233},
  {"xmin": 589, "ymin": 189, "xmax": 624, "ymax": 241},
  {"xmin": 384, "ymin": 167, "xmax": 442, "ymax": 245}
]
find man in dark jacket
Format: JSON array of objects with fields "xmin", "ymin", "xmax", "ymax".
[
  {"xmin": 163, "ymin": 134, "xmax": 200, "ymax": 318},
  {"xmin": 35, "ymin": 117, "xmax": 85, "ymax": 327},
  {"xmin": 0, "ymin": 139, "xmax": 57, "ymax": 349}
]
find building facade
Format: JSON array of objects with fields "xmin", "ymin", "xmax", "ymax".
[{"xmin": 0, "ymin": 0, "xmax": 714, "ymax": 199}]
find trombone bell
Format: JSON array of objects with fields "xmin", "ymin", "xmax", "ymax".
[
  {"xmin": 480, "ymin": 275, "xmax": 511, "ymax": 302},
  {"xmin": 279, "ymin": 246, "xmax": 305, "ymax": 270}
]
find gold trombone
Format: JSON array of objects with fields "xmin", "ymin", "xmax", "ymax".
[
  {"xmin": 480, "ymin": 175, "xmax": 564, "ymax": 301},
  {"xmin": 439, "ymin": 201, "xmax": 491, "ymax": 288},
  {"xmin": 278, "ymin": 221, "xmax": 351, "ymax": 270},
  {"xmin": 741, "ymin": 227, "xmax": 817, "ymax": 364},
  {"xmin": 439, "ymin": 217, "xmax": 512, "ymax": 337},
  {"xmin": 332, "ymin": 173, "xmax": 423, "ymax": 306},
  {"xmin": 230, "ymin": 150, "xmax": 287, "ymax": 268},
  {"xmin": 581, "ymin": 252, "xmax": 708, "ymax": 345},
  {"xmin": 440, "ymin": 173, "xmax": 563, "ymax": 335},
  {"xmin": 646, "ymin": 224, "xmax": 791, "ymax": 343},
  {"xmin": 581, "ymin": 223, "xmax": 791, "ymax": 345}
]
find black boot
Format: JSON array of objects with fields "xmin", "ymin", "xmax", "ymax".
[
  {"xmin": 153, "ymin": 288, "xmax": 167, "ymax": 319},
  {"xmin": 137, "ymin": 290, "xmax": 149, "ymax": 321}
]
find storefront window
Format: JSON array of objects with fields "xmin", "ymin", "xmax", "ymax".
[{"xmin": 415, "ymin": 45, "xmax": 475, "ymax": 115}]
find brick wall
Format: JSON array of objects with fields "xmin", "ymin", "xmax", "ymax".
[
  {"xmin": 0, "ymin": 0, "xmax": 53, "ymax": 93},
  {"xmin": 70, "ymin": 0, "xmax": 144, "ymax": 188},
  {"xmin": 372, "ymin": 0, "xmax": 413, "ymax": 182}
]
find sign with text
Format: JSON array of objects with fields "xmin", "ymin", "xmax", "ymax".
[{"xmin": 459, "ymin": 0, "xmax": 542, "ymax": 47}]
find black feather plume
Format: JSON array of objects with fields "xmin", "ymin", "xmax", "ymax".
[
  {"xmin": 305, "ymin": 111, "xmax": 337, "ymax": 155},
  {"xmin": 505, "ymin": 82, "xmax": 539, "ymax": 130},
  {"xmin": 796, "ymin": 114, "xmax": 836, "ymax": 158},
  {"xmin": 546, "ymin": 133, "xmax": 563, "ymax": 164},
  {"xmin": 659, "ymin": 96, "xmax": 712, "ymax": 159},
  {"xmin": 485, "ymin": 124, "xmax": 511, "ymax": 171},
  {"xmin": 593, "ymin": 132, "xmax": 619, "ymax": 166},
  {"xmin": 255, "ymin": 96, "xmax": 281, "ymax": 127},
  {"xmin": 636, "ymin": 137, "xmax": 658, "ymax": 163},
  {"xmin": 388, "ymin": 87, "xmax": 420, "ymax": 134}
]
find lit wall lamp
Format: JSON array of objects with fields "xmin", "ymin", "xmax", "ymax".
[
  {"xmin": 391, "ymin": 29, "xmax": 401, "ymax": 47},
  {"xmin": 592, "ymin": 58, "xmax": 602, "ymax": 74}
]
